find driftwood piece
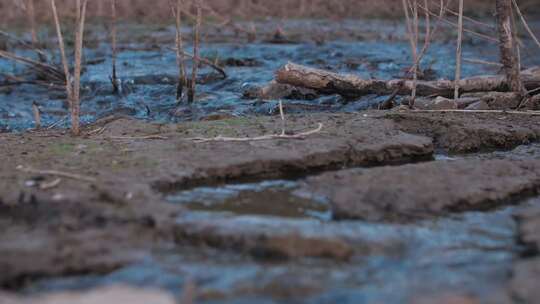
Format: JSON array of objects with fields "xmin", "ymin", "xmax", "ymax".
[{"xmin": 275, "ymin": 62, "xmax": 540, "ymax": 98}]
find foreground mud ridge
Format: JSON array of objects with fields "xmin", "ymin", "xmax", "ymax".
[
  {"xmin": 2, "ymin": 0, "xmax": 540, "ymax": 302},
  {"xmin": 1, "ymin": 111, "xmax": 540, "ymax": 303}
]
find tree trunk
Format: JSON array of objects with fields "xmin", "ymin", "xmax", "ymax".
[{"xmin": 496, "ymin": 0, "xmax": 525, "ymax": 94}]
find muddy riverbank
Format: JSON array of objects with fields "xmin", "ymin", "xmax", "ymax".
[{"xmin": 1, "ymin": 111, "xmax": 540, "ymax": 303}]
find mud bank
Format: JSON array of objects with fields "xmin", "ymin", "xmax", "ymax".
[
  {"xmin": 1, "ymin": 111, "xmax": 540, "ymax": 303},
  {"xmin": 301, "ymin": 159, "xmax": 540, "ymax": 221},
  {"xmin": 383, "ymin": 111, "xmax": 540, "ymax": 153}
]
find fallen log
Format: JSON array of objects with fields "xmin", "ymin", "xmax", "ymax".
[{"xmin": 275, "ymin": 62, "xmax": 540, "ymax": 98}]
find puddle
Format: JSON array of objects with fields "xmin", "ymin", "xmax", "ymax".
[{"xmin": 166, "ymin": 180, "xmax": 331, "ymax": 221}]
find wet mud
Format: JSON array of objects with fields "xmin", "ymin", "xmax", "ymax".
[
  {"xmin": 2, "ymin": 19, "xmax": 540, "ymax": 304},
  {"xmin": 0, "ymin": 111, "xmax": 540, "ymax": 303}
]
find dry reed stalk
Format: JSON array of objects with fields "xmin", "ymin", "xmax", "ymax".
[
  {"xmin": 496, "ymin": 0, "xmax": 525, "ymax": 95},
  {"xmin": 26, "ymin": 0, "xmax": 38, "ymax": 46},
  {"xmin": 423, "ymin": 0, "xmax": 431, "ymax": 49},
  {"xmin": 412, "ymin": 0, "xmax": 419, "ymax": 105},
  {"xmin": 512, "ymin": 0, "xmax": 540, "ymax": 49},
  {"xmin": 464, "ymin": 58, "xmax": 503, "ymax": 67},
  {"xmin": 169, "ymin": 47, "xmax": 226, "ymax": 78},
  {"xmin": 188, "ymin": 0, "xmax": 202, "ymax": 103},
  {"xmin": 418, "ymin": 5, "xmax": 500, "ymax": 43},
  {"xmin": 50, "ymin": 0, "xmax": 88, "ymax": 136},
  {"xmin": 430, "ymin": 0, "xmax": 496, "ymax": 30},
  {"xmin": 110, "ymin": 0, "xmax": 119, "ymax": 93},
  {"xmin": 72, "ymin": 0, "xmax": 89, "ymax": 135},
  {"xmin": 51, "ymin": 0, "xmax": 73, "ymax": 100},
  {"xmin": 32, "ymin": 101, "xmax": 41, "ymax": 129},
  {"xmin": 26, "ymin": 0, "xmax": 47, "ymax": 62},
  {"xmin": 402, "ymin": 0, "xmax": 419, "ymax": 107},
  {"xmin": 454, "ymin": 0, "xmax": 464, "ymax": 100},
  {"xmin": 170, "ymin": 0, "xmax": 187, "ymax": 102}
]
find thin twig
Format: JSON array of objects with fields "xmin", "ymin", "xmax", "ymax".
[
  {"xmin": 417, "ymin": 4, "xmax": 499, "ymax": 43},
  {"xmin": 110, "ymin": 0, "xmax": 119, "ymax": 93},
  {"xmin": 170, "ymin": 0, "xmax": 187, "ymax": 102},
  {"xmin": 512, "ymin": 0, "xmax": 540, "ymax": 50},
  {"xmin": 108, "ymin": 135, "xmax": 168, "ymax": 140},
  {"xmin": 16, "ymin": 165, "xmax": 97, "ymax": 183},
  {"xmin": 454, "ymin": 0, "xmax": 464, "ymax": 100},
  {"xmin": 464, "ymin": 58, "xmax": 503, "ymax": 67},
  {"xmin": 47, "ymin": 115, "xmax": 68, "ymax": 129},
  {"xmin": 188, "ymin": 123, "xmax": 323, "ymax": 143},
  {"xmin": 430, "ymin": 0, "xmax": 496, "ymax": 30},
  {"xmin": 50, "ymin": 0, "xmax": 73, "ymax": 101},
  {"xmin": 0, "ymin": 50, "xmax": 63, "ymax": 81},
  {"xmin": 188, "ymin": 0, "xmax": 202, "ymax": 103},
  {"xmin": 168, "ymin": 47, "xmax": 227, "ymax": 79}
]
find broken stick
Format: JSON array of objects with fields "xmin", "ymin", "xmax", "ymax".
[{"xmin": 275, "ymin": 62, "xmax": 540, "ymax": 98}]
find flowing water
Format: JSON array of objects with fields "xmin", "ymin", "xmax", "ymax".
[{"xmin": 2, "ymin": 20, "xmax": 540, "ymax": 132}]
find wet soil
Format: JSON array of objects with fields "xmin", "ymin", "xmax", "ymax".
[
  {"xmin": 1, "ymin": 111, "xmax": 540, "ymax": 303},
  {"xmin": 301, "ymin": 159, "xmax": 540, "ymax": 221},
  {"xmin": 2, "ymin": 19, "xmax": 540, "ymax": 304}
]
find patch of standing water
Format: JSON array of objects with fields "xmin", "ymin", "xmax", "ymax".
[
  {"xmin": 21, "ymin": 198, "xmax": 540, "ymax": 304},
  {"xmin": 166, "ymin": 180, "xmax": 332, "ymax": 221}
]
